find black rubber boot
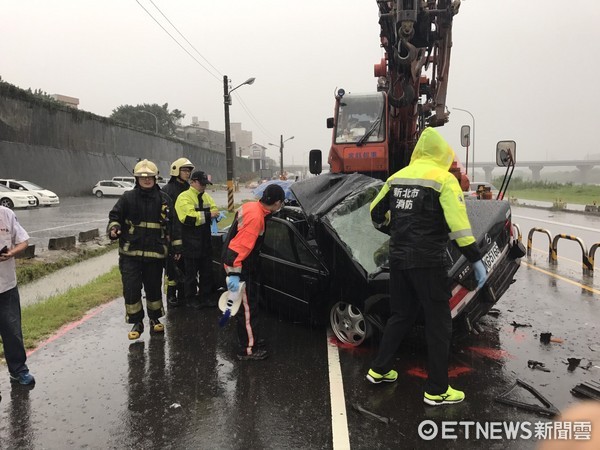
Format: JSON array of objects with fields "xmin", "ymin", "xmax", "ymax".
[
  {"xmin": 166, "ymin": 286, "xmax": 179, "ymax": 307},
  {"xmin": 128, "ymin": 322, "xmax": 144, "ymax": 340}
]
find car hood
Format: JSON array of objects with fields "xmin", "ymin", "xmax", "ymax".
[{"xmin": 290, "ymin": 173, "xmax": 382, "ymax": 223}]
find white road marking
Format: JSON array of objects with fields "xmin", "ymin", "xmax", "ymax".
[
  {"xmin": 513, "ymin": 214, "xmax": 600, "ymax": 233},
  {"xmin": 26, "ymin": 219, "xmax": 106, "ymax": 234},
  {"xmin": 327, "ymin": 329, "xmax": 351, "ymax": 450}
]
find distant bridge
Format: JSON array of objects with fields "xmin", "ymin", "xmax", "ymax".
[{"xmin": 471, "ymin": 159, "xmax": 600, "ymax": 182}]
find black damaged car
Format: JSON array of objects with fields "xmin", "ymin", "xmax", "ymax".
[{"xmin": 211, "ymin": 171, "xmax": 524, "ymax": 346}]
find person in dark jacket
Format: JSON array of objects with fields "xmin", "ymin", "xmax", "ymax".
[
  {"xmin": 162, "ymin": 157, "xmax": 194, "ymax": 307},
  {"xmin": 222, "ymin": 184, "xmax": 285, "ymax": 361},
  {"xmin": 175, "ymin": 170, "xmax": 219, "ymax": 309},
  {"xmin": 367, "ymin": 128, "xmax": 488, "ymax": 405},
  {"xmin": 107, "ymin": 159, "xmax": 182, "ymax": 340}
]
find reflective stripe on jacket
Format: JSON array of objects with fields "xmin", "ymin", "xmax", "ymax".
[
  {"xmin": 370, "ymin": 127, "xmax": 481, "ymax": 269},
  {"xmin": 174, "ymin": 187, "xmax": 218, "ymax": 256},
  {"xmin": 107, "ymin": 185, "xmax": 179, "ymax": 259}
]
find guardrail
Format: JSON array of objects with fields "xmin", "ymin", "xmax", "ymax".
[{"xmin": 524, "ymin": 225, "xmax": 597, "ymax": 275}]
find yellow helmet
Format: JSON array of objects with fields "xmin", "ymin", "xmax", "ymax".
[
  {"xmin": 169, "ymin": 157, "xmax": 195, "ymax": 176},
  {"xmin": 133, "ymin": 159, "xmax": 159, "ymax": 177}
]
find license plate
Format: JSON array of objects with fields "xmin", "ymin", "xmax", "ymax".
[{"xmin": 482, "ymin": 242, "xmax": 501, "ymax": 272}]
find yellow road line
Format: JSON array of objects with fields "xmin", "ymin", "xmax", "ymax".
[{"xmin": 522, "ymin": 261, "xmax": 600, "ymax": 295}]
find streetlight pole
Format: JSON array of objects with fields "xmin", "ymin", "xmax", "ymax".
[
  {"xmin": 453, "ymin": 107, "xmax": 475, "ymax": 180},
  {"xmin": 139, "ymin": 110, "xmax": 158, "ymax": 134},
  {"xmin": 223, "ymin": 75, "xmax": 255, "ymax": 212},
  {"xmin": 268, "ymin": 135, "xmax": 294, "ymax": 179}
]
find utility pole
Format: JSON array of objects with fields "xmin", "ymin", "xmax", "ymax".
[{"xmin": 223, "ymin": 75, "xmax": 255, "ymax": 211}]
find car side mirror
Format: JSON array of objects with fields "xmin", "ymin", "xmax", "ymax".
[
  {"xmin": 309, "ymin": 149, "xmax": 322, "ymax": 175},
  {"xmin": 496, "ymin": 140, "xmax": 516, "ymax": 166},
  {"xmin": 326, "ymin": 117, "xmax": 334, "ymax": 129}
]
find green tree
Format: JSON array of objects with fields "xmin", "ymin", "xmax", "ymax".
[{"xmin": 110, "ymin": 103, "xmax": 185, "ymax": 136}]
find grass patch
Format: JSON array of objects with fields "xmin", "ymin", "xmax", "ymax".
[
  {"xmin": 507, "ymin": 188, "xmax": 600, "ymax": 205},
  {"xmin": 16, "ymin": 243, "xmax": 118, "ymax": 286},
  {"xmin": 0, "ymin": 267, "xmax": 123, "ymax": 357}
]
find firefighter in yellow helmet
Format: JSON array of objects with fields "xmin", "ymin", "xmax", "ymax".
[
  {"xmin": 107, "ymin": 159, "xmax": 182, "ymax": 339},
  {"xmin": 162, "ymin": 157, "xmax": 194, "ymax": 307}
]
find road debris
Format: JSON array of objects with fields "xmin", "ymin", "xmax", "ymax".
[
  {"xmin": 571, "ymin": 380, "xmax": 600, "ymax": 400},
  {"xmin": 540, "ymin": 332, "xmax": 552, "ymax": 344},
  {"xmin": 566, "ymin": 358, "xmax": 582, "ymax": 372},
  {"xmin": 511, "ymin": 321, "xmax": 532, "ymax": 329},
  {"xmin": 352, "ymin": 403, "xmax": 391, "ymax": 425},
  {"xmin": 495, "ymin": 379, "xmax": 560, "ymax": 417},
  {"xmin": 169, "ymin": 403, "xmax": 182, "ymax": 409},
  {"xmin": 527, "ymin": 360, "xmax": 550, "ymax": 372}
]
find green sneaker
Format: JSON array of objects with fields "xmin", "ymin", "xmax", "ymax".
[
  {"xmin": 366, "ymin": 368, "xmax": 398, "ymax": 384},
  {"xmin": 424, "ymin": 385, "xmax": 465, "ymax": 406}
]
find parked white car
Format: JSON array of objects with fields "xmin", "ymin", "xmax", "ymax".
[
  {"xmin": 0, "ymin": 184, "xmax": 37, "ymax": 209},
  {"xmin": 0, "ymin": 179, "xmax": 60, "ymax": 206},
  {"xmin": 92, "ymin": 180, "xmax": 134, "ymax": 197}
]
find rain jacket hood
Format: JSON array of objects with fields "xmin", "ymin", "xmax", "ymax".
[{"xmin": 409, "ymin": 127, "xmax": 455, "ymax": 171}]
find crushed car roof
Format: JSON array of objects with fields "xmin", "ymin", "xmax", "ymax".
[{"xmin": 290, "ymin": 173, "xmax": 382, "ymax": 222}]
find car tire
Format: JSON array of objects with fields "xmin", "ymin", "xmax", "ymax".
[
  {"xmin": 95, "ymin": 191, "xmax": 103, "ymax": 198},
  {"xmin": 329, "ymin": 301, "xmax": 372, "ymax": 346},
  {"xmin": 33, "ymin": 197, "xmax": 39, "ymax": 207},
  {"xmin": 0, "ymin": 197, "xmax": 14, "ymax": 209}
]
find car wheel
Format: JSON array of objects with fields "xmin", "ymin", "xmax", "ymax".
[
  {"xmin": 34, "ymin": 197, "xmax": 39, "ymax": 207},
  {"xmin": 0, "ymin": 198, "xmax": 14, "ymax": 209},
  {"xmin": 95, "ymin": 191, "xmax": 103, "ymax": 198},
  {"xmin": 329, "ymin": 301, "xmax": 371, "ymax": 346}
]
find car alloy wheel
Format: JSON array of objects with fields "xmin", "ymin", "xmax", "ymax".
[
  {"xmin": 0, "ymin": 198, "xmax": 14, "ymax": 209},
  {"xmin": 95, "ymin": 191, "xmax": 103, "ymax": 198},
  {"xmin": 329, "ymin": 301, "xmax": 371, "ymax": 346}
]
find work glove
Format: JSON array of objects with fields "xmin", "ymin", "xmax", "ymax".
[
  {"xmin": 211, "ymin": 218, "xmax": 219, "ymax": 235},
  {"xmin": 216, "ymin": 211, "xmax": 227, "ymax": 222},
  {"xmin": 108, "ymin": 226, "xmax": 121, "ymax": 240},
  {"xmin": 473, "ymin": 260, "xmax": 488, "ymax": 289},
  {"xmin": 226, "ymin": 274, "xmax": 240, "ymax": 292}
]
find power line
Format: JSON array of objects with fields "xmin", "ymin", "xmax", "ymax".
[
  {"xmin": 234, "ymin": 92, "xmax": 274, "ymax": 139},
  {"xmin": 147, "ymin": 0, "xmax": 223, "ymax": 78},
  {"xmin": 134, "ymin": 0, "xmax": 221, "ymax": 83}
]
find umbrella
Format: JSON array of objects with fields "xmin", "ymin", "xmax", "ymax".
[{"xmin": 253, "ymin": 180, "xmax": 296, "ymax": 201}]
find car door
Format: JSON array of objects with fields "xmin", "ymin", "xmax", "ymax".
[{"xmin": 259, "ymin": 218, "xmax": 329, "ymax": 320}]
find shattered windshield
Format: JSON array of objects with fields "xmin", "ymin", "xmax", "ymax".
[
  {"xmin": 335, "ymin": 93, "xmax": 385, "ymax": 144},
  {"xmin": 326, "ymin": 183, "xmax": 389, "ymax": 274}
]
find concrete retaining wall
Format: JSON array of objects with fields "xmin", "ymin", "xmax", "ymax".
[{"xmin": 0, "ymin": 92, "xmax": 252, "ymax": 196}]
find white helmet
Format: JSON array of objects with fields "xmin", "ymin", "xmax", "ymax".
[
  {"xmin": 133, "ymin": 159, "xmax": 159, "ymax": 178},
  {"xmin": 170, "ymin": 158, "xmax": 195, "ymax": 176}
]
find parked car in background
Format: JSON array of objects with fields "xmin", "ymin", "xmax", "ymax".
[
  {"xmin": 0, "ymin": 184, "xmax": 37, "ymax": 209},
  {"xmin": 92, "ymin": 180, "xmax": 134, "ymax": 197},
  {"xmin": 0, "ymin": 179, "xmax": 60, "ymax": 206},
  {"xmin": 211, "ymin": 173, "xmax": 523, "ymax": 346},
  {"xmin": 112, "ymin": 176, "xmax": 136, "ymax": 185}
]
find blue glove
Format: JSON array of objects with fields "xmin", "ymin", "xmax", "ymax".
[
  {"xmin": 473, "ymin": 260, "xmax": 488, "ymax": 289},
  {"xmin": 227, "ymin": 275, "xmax": 240, "ymax": 292},
  {"xmin": 211, "ymin": 218, "xmax": 219, "ymax": 235},
  {"xmin": 216, "ymin": 211, "xmax": 227, "ymax": 222}
]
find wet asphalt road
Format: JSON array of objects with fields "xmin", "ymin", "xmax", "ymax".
[{"xmin": 1, "ymin": 203, "xmax": 599, "ymax": 449}]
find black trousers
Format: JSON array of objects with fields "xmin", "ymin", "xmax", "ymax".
[
  {"xmin": 165, "ymin": 254, "xmax": 185, "ymax": 297},
  {"xmin": 183, "ymin": 255, "xmax": 213, "ymax": 303},
  {"xmin": 236, "ymin": 272, "xmax": 261, "ymax": 355},
  {"xmin": 119, "ymin": 256, "xmax": 165, "ymax": 323},
  {"xmin": 371, "ymin": 265, "xmax": 452, "ymax": 395}
]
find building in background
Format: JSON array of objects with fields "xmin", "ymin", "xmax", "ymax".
[{"xmin": 51, "ymin": 94, "xmax": 79, "ymax": 109}]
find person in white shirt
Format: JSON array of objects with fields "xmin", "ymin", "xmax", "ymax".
[{"xmin": 0, "ymin": 206, "xmax": 35, "ymax": 386}]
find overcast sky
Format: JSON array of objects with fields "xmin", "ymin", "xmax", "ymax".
[{"xmin": 2, "ymin": 0, "xmax": 599, "ymax": 169}]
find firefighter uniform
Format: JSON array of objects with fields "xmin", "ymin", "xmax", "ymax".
[
  {"xmin": 162, "ymin": 158, "xmax": 195, "ymax": 307},
  {"xmin": 368, "ymin": 127, "xmax": 484, "ymax": 401},
  {"xmin": 108, "ymin": 160, "xmax": 181, "ymax": 339},
  {"xmin": 174, "ymin": 171, "xmax": 218, "ymax": 309}
]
